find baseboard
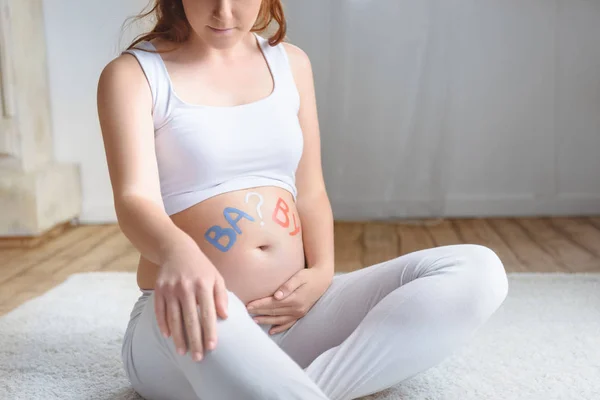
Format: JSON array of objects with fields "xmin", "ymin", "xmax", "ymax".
[
  {"xmin": 332, "ymin": 193, "xmax": 600, "ymax": 220},
  {"xmin": 444, "ymin": 193, "xmax": 600, "ymax": 217},
  {"xmin": 0, "ymin": 221, "xmax": 74, "ymax": 248}
]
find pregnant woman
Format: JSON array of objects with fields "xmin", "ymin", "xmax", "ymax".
[{"xmin": 97, "ymin": 1, "xmax": 509, "ymax": 399}]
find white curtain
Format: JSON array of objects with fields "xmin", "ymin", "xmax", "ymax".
[
  {"xmin": 284, "ymin": 0, "xmax": 600, "ymax": 220},
  {"xmin": 41, "ymin": 0, "xmax": 600, "ymax": 222}
]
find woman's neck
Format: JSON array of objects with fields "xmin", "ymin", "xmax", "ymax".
[{"xmin": 181, "ymin": 31, "xmax": 256, "ymax": 64}]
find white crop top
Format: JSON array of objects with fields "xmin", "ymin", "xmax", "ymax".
[{"xmin": 123, "ymin": 33, "xmax": 304, "ymax": 215}]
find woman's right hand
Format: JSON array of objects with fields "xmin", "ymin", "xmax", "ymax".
[{"xmin": 154, "ymin": 243, "xmax": 229, "ymax": 362}]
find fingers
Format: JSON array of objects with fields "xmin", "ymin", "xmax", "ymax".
[
  {"xmin": 247, "ymin": 290, "xmax": 302, "ymax": 313},
  {"xmin": 180, "ymin": 290, "xmax": 204, "ymax": 362},
  {"xmin": 246, "ymin": 298, "xmax": 284, "ymax": 313},
  {"xmin": 276, "ymin": 269, "xmax": 309, "ymax": 300},
  {"xmin": 250, "ymin": 305, "xmax": 294, "ymax": 316},
  {"xmin": 252, "ymin": 314, "xmax": 295, "ymax": 326},
  {"xmin": 156, "ymin": 278, "xmax": 224, "ymax": 362},
  {"xmin": 214, "ymin": 278, "xmax": 229, "ymax": 320},
  {"xmin": 276, "ymin": 278, "xmax": 301, "ymax": 300},
  {"xmin": 269, "ymin": 320, "xmax": 297, "ymax": 335},
  {"xmin": 154, "ymin": 291, "xmax": 169, "ymax": 338},
  {"xmin": 247, "ymin": 294, "xmax": 296, "ymax": 316},
  {"xmin": 166, "ymin": 295, "xmax": 187, "ymax": 356},
  {"xmin": 197, "ymin": 283, "xmax": 218, "ymax": 353}
]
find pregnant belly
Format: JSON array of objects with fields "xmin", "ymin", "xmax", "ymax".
[{"xmin": 136, "ymin": 186, "xmax": 305, "ymax": 304}]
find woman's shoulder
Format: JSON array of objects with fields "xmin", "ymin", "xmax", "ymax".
[
  {"xmin": 100, "ymin": 38, "xmax": 173, "ymax": 88},
  {"xmin": 100, "ymin": 51, "xmax": 146, "ymax": 86},
  {"xmin": 98, "ymin": 50, "xmax": 152, "ymax": 106},
  {"xmin": 281, "ymin": 42, "xmax": 311, "ymax": 68},
  {"xmin": 280, "ymin": 41, "xmax": 314, "ymax": 84}
]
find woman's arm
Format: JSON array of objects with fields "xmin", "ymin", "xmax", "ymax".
[
  {"xmin": 285, "ymin": 43, "xmax": 335, "ymax": 282},
  {"xmin": 97, "ymin": 55, "xmax": 199, "ymax": 264},
  {"xmin": 97, "ymin": 54, "xmax": 228, "ymax": 361}
]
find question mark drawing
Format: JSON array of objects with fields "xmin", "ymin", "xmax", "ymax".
[{"xmin": 245, "ymin": 192, "xmax": 265, "ymax": 226}]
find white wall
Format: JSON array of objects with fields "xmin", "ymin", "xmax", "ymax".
[
  {"xmin": 44, "ymin": 0, "xmax": 600, "ymax": 223},
  {"xmin": 43, "ymin": 0, "xmax": 149, "ymax": 223}
]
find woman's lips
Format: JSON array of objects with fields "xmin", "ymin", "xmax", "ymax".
[{"xmin": 208, "ymin": 26, "xmax": 234, "ymax": 34}]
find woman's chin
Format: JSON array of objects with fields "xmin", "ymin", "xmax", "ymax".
[{"xmin": 201, "ymin": 27, "xmax": 245, "ymax": 48}]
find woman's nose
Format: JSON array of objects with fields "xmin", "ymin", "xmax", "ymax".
[{"xmin": 213, "ymin": 0, "xmax": 234, "ymax": 23}]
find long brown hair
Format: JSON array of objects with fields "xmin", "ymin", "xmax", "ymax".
[{"xmin": 126, "ymin": 0, "xmax": 286, "ymax": 51}]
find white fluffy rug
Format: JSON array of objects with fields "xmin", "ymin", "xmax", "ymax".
[{"xmin": 1, "ymin": 272, "xmax": 599, "ymax": 400}]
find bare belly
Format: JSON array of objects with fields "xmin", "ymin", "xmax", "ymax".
[{"xmin": 136, "ymin": 186, "xmax": 305, "ymax": 304}]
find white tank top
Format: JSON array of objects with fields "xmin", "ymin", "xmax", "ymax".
[{"xmin": 123, "ymin": 33, "xmax": 303, "ymax": 216}]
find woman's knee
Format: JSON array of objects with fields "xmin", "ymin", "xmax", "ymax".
[
  {"xmin": 225, "ymin": 289, "xmax": 248, "ymax": 314},
  {"xmin": 459, "ymin": 244, "xmax": 509, "ymax": 319}
]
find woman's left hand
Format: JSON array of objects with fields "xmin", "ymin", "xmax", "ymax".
[{"xmin": 246, "ymin": 266, "xmax": 332, "ymax": 335}]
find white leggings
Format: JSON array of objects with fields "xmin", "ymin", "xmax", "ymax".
[{"xmin": 122, "ymin": 244, "xmax": 508, "ymax": 400}]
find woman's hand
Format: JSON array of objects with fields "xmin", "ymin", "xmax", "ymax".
[
  {"xmin": 245, "ymin": 266, "xmax": 332, "ymax": 335},
  {"xmin": 154, "ymin": 242, "xmax": 229, "ymax": 362}
]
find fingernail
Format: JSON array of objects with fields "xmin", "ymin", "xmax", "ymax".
[
  {"xmin": 193, "ymin": 352, "xmax": 203, "ymax": 361},
  {"xmin": 208, "ymin": 340, "xmax": 216, "ymax": 350},
  {"xmin": 177, "ymin": 348, "xmax": 185, "ymax": 356},
  {"xmin": 253, "ymin": 318, "xmax": 259, "ymax": 324},
  {"xmin": 275, "ymin": 291, "xmax": 284, "ymax": 299},
  {"xmin": 162, "ymin": 332, "xmax": 169, "ymax": 339}
]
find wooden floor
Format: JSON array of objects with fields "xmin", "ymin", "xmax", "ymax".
[{"xmin": 1, "ymin": 217, "xmax": 600, "ymax": 316}]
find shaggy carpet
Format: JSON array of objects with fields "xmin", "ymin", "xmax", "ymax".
[{"xmin": 0, "ymin": 272, "xmax": 599, "ymax": 399}]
